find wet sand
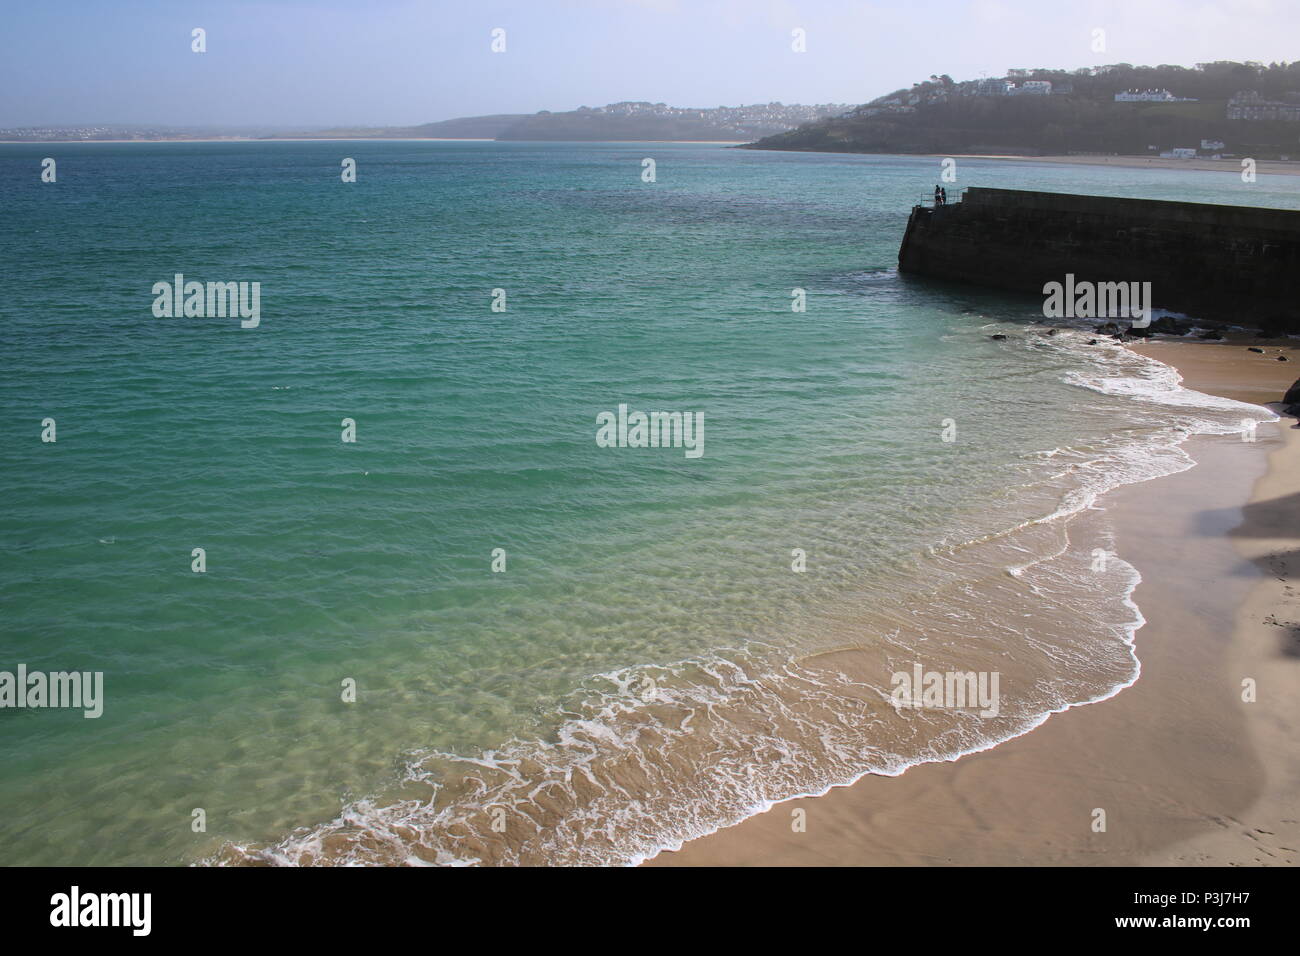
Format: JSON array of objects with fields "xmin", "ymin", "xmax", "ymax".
[{"xmin": 648, "ymin": 337, "xmax": 1299, "ymax": 866}]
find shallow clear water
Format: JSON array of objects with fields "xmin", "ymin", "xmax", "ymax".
[{"xmin": 0, "ymin": 142, "xmax": 1291, "ymax": 864}]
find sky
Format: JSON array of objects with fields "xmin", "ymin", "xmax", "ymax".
[{"xmin": 1, "ymin": 0, "xmax": 1297, "ymax": 128}]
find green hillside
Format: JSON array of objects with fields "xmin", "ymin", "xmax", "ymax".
[{"xmin": 746, "ymin": 61, "xmax": 1300, "ymax": 158}]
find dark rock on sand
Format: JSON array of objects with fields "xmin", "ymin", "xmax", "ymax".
[
  {"xmin": 1095, "ymin": 322, "xmax": 1121, "ymax": 336},
  {"xmin": 1249, "ymin": 347, "xmax": 1265, "ymax": 354},
  {"xmin": 1260, "ymin": 315, "xmax": 1290, "ymax": 338},
  {"xmin": 1283, "ymin": 378, "xmax": 1300, "ymax": 405},
  {"xmin": 1197, "ymin": 329, "xmax": 1224, "ymax": 340},
  {"xmin": 1149, "ymin": 316, "xmax": 1186, "ymax": 335}
]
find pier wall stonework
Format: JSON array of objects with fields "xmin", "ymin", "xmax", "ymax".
[{"xmin": 898, "ymin": 187, "xmax": 1300, "ymax": 331}]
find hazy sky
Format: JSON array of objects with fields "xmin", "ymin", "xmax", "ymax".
[{"xmin": 2, "ymin": 0, "xmax": 1296, "ymax": 127}]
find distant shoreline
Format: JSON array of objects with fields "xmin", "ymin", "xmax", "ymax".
[
  {"xmin": 0, "ymin": 137, "xmax": 748, "ymax": 145},
  {"xmin": 0, "ymin": 138, "xmax": 496, "ymax": 144},
  {"xmin": 733, "ymin": 144, "xmax": 1300, "ymax": 176},
  {"xmin": 11, "ymin": 143, "xmax": 1291, "ymax": 175}
]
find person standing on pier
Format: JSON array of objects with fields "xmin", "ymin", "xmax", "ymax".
[{"xmin": 934, "ymin": 185, "xmax": 944, "ymax": 206}]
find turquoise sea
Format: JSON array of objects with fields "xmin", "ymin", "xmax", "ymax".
[{"xmin": 0, "ymin": 142, "xmax": 1292, "ymax": 865}]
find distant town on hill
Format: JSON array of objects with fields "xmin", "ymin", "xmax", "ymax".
[{"xmin": 745, "ymin": 61, "xmax": 1300, "ymax": 159}]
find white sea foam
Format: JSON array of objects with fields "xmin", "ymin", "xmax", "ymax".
[{"xmin": 207, "ymin": 333, "xmax": 1280, "ymax": 868}]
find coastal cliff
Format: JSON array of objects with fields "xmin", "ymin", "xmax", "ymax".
[{"xmin": 898, "ymin": 188, "xmax": 1300, "ymax": 331}]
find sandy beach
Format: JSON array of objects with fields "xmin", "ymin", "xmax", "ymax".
[
  {"xmin": 648, "ymin": 336, "xmax": 1300, "ymax": 867},
  {"xmin": 945, "ymin": 153, "xmax": 1300, "ymax": 177}
]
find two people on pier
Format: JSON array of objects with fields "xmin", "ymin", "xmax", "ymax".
[{"xmin": 934, "ymin": 185, "xmax": 948, "ymax": 206}]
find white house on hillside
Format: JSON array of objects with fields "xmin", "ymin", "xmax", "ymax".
[{"xmin": 1115, "ymin": 89, "xmax": 1181, "ymax": 102}]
